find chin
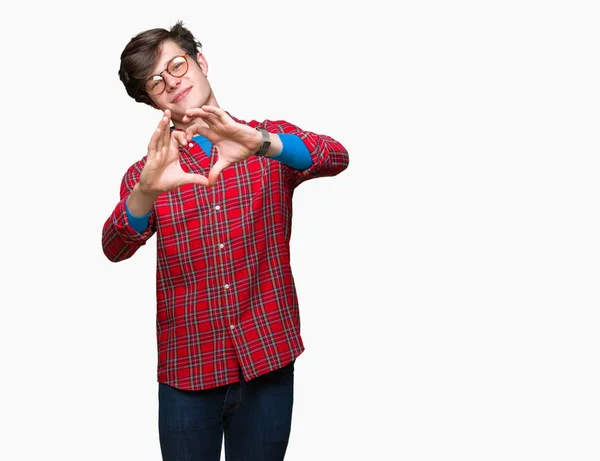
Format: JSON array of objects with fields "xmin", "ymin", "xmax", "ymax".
[
  {"xmin": 168, "ymin": 102, "xmax": 190, "ymax": 117},
  {"xmin": 176, "ymin": 98, "xmax": 203, "ymax": 114}
]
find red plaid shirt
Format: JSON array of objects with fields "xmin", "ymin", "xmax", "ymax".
[{"xmin": 102, "ymin": 115, "xmax": 349, "ymax": 390}]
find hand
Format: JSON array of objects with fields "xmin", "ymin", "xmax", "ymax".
[
  {"xmin": 182, "ymin": 105, "xmax": 262, "ymax": 186},
  {"xmin": 139, "ymin": 110, "xmax": 210, "ymax": 195}
]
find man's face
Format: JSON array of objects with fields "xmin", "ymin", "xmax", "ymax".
[{"xmin": 146, "ymin": 40, "xmax": 213, "ymax": 122}]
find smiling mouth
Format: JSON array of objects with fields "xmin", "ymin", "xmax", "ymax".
[{"xmin": 173, "ymin": 87, "xmax": 192, "ymax": 103}]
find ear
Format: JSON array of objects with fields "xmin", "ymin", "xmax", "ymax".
[{"xmin": 196, "ymin": 52, "xmax": 209, "ymax": 77}]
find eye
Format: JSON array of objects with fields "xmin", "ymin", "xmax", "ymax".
[
  {"xmin": 145, "ymin": 77, "xmax": 164, "ymax": 93},
  {"xmin": 170, "ymin": 56, "xmax": 187, "ymax": 71}
]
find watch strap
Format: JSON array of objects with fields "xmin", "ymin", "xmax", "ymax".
[{"xmin": 254, "ymin": 127, "xmax": 271, "ymax": 157}]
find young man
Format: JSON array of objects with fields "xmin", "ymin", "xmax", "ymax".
[{"xmin": 102, "ymin": 21, "xmax": 348, "ymax": 461}]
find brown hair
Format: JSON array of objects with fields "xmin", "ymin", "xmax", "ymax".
[{"xmin": 118, "ymin": 20, "xmax": 202, "ymax": 107}]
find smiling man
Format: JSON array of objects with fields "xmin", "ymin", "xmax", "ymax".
[{"xmin": 102, "ymin": 21, "xmax": 349, "ymax": 461}]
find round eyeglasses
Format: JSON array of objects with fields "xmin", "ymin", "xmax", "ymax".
[{"xmin": 144, "ymin": 54, "xmax": 189, "ymax": 96}]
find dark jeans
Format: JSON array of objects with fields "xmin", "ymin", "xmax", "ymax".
[{"xmin": 158, "ymin": 361, "xmax": 295, "ymax": 461}]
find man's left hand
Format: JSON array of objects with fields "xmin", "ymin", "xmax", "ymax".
[{"xmin": 182, "ymin": 105, "xmax": 262, "ymax": 186}]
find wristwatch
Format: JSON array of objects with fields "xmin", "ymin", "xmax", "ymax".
[{"xmin": 254, "ymin": 127, "xmax": 271, "ymax": 157}]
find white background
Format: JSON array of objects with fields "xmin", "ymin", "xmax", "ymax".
[{"xmin": 1, "ymin": 0, "xmax": 599, "ymax": 460}]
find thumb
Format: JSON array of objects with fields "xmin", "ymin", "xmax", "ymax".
[
  {"xmin": 208, "ymin": 158, "xmax": 230, "ymax": 186},
  {"xmin": 181, "ymin": 173, "xmax": 210, "ymax": 187}
]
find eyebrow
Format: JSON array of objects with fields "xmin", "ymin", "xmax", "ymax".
[{"xmin": 153, "ymin": 54, "xmax": 181, "ymax": 76}]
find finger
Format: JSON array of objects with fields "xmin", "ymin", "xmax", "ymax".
[
  {"xmin": 201, "ymin": 105, "xmax": 230, "ymax": 123},
  {"xmin": 208, "ymin": 158, "xmax": 230, "ymax": 186},
  {"xmin": 185, "ymin": 124, "xmax": 211, "ymax": 142},
  {"xmin": 182, "ymin": 109, "xmax": 220, "ymax": 128},
  {"xmin": 169, "ymin": 132, "xmax": 185, "ymax": 156},
  {"xmin": 161, "ymin": 110, "xmax": 172, "ymax": 151},
  {"xmin": 182, "ymin": 107, "xmax": 207, "ymax": 123},
  {"xmin": 181, "ymin": 173, "xmax": 211, "ymax": 188},
  {"xmin": 202, "ymin": 112, "xmax": 221, "ymax": 128},
  {"xmin": 171, "ymin": 130, "xmax": 188, "ymax": 148},
  {"xmin": 185, "ymin": 109, "xmax": 219, "ymax": 128},
  {"xmin": 155, "ymin": 115, "xmax": 169, "ymax": 158},
  {"xmin": 147, "ymin": 126, "xmax": 162, "ymax": 160}
]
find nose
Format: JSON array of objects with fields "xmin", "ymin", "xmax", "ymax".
[{"xmin": 163, "ymin": 72, "xmax": 181, "ymax": 91}]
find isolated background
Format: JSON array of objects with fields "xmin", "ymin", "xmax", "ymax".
[{"xmin": 1, "ymin": 1, "xmax": 599, "ymax": 460}]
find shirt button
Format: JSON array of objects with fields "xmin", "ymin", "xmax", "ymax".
[
  {"xmin": 188, "ymin": 142, "xmax": 194, "ymax": 148},
  {"xmin": 219, "ymin": 244, "xmax": 225, "ymax": 249},
  {"xmin": 230, "ymin": 325, "xmax": 236, "ymax": 330},
  {"xmin": 224, "ymin": 284, "xmax": 230, "ymax": 289},
  {"xmin": 215, "ymin": 205, "xmax": 221, "ymax": 211}
]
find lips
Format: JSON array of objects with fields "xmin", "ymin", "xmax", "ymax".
[{"xmin": 172, "ymin": 87, "xmax": 192, "ymax": 103}]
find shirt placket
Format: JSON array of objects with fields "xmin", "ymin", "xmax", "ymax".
[{"xmin": 208, "ymin": 150, "xmax": 238, "ymax": 338}]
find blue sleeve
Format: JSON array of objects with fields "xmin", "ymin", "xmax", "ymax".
[
  {"xmin": 269, "ymin": 134, "xmax": 313, "ymax": 171},
  {"xmin": 126, "ymin": 197, "xmax": 150, "ymax": 233}
]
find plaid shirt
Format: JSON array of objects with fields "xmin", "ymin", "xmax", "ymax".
[{"xmin": 102, "ymin": 115, "xmax": 349, "ymax": 390}]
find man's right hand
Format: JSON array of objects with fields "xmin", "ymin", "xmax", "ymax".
[
  {"xmin": 138, "ymin": 110, "xmax": 210, "ymax": 195},
  {"xmin": 127, "ymin": 110, "xmax": 210, "ymax": 217}
]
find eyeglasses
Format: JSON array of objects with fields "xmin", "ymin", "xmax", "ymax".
[{"xmin": 144, "ymin": 53, "xmax": 189, "ymax": 96}]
